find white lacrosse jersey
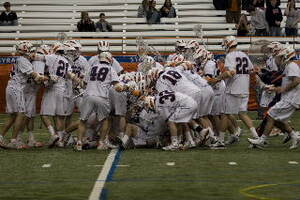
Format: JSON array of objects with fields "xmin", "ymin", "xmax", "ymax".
[
  {"xmin": 203, "ymin": 60, "xmax": 226, "ymax": 95},
  {"xmin": 84, "ymin": 62, "xmax": 119, "ymax": 98},
  {"xmin": 155, "ymin": 68, "xmax": 201, "ymax": 96},
  {"xmin": 8, "ymin": 56, "xmax": 33, "ymax": 90},
  {"xmin": 24, "ymin": 60, "xmax": 45, "ymax": 94},
  {"xmin": 139, "ymin": 109, "xmax": 167, "ymax": 135},
  {"xmin": 224, "ymin": 50, "xmax": 253, "ymax": 95},
  {"xmin": 45, "ymin": 54, "xmax": 72, "ymax": 93},
  {"xmin": 266, "ymin": 56, "xmax": 278, "ymax": 72},
  {"xmin": 166, "ymin": 53, "xmax": 177, "ymax": 62},
  {"xmin": 155, "ymin": 90, "xmax": 195, "ymax": 121},
  {"xmin": 88, "ymin": 55, "xmax": 123, "ymax": 74},
  {"xmin": 281, "ymin": 62, "xmax": 300, "ymax": 107},
  {"xmin": 72, "ymin": 55, "xmax": 90, "ymax": 78}
]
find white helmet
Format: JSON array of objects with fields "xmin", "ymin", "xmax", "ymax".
[
  {"xmin": 168, "ymin": 54, "xmax": 185, "ymax": 67},
  {"xmin": 63, "ymin": 42, "xmax": 77, "ymax": 61},
  {"xmin": 175, "ymin": 39, "xmax": 187, "ymax": 53},
  {"xmin": 66, "ymin": 40, "xmax": 82, "ymax": 49},
  {"xmin": 276, "ymin": 46, "xmax": 296, "ymax": 63},
  {"xmin": 267, "ymin": 42, "xmax": 283, "ymax": 56},
  {"xmin": 143, "ymin": 56, "xmax": 155, "ymax": 66},
  {"xmin": 16, "ymin": 41, "xmax": 33, "ymax": 55},
  {"xmin": 222, "ymin": 36, "xmax": 237, "ymax": 53},
  {"xmin": 99, "ymin": 51, "xmax": 113, "ymax": 64},
  {"xmin": 51, "ymin": 42, "xmax": 64, "ymax": 54},
  {"xmin": 97, "ymin": 40, "xmax": 110, "ymax": 52},
  {"xmin": 186, "ymin": 40, "xmax": 200, "ymax": 49},
  {"xmin": 206, "ymin": 51, "xmax": 214, "ymax": 60},
  {"xmin": 193, "ymin": 48, "xmax": 207, "ymax": 60}
]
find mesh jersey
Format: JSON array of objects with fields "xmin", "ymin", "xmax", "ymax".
[
  {"xmin": 155, "ymin": 90, "xmax": 195, "ymax": 120},
  {"xmin": 24, "ymin": 60, "xmax": 45, "ymax": 94},
  {"xmin": 156, "ymin": 68, "xmax": 201, "ymax": 96},
  {"xmin": 8, "ymin": 56, "xmax": 33, "ymax": 90},
  {"xmin": 281, "ymin": 62, "xmax": 300, "ymax": 106},
  {"xmin": 224, "ymin": 50, "xmax": 253, "ymax": 95},
  {"xmin": 88, "ymin": 55, "xmax": 123, "ymax": 74},
  {"xmin": 84, "ymin": 62, "xmax": 119, "ymax": 98},
  {"xmin": 203, "ymin": 60, "xmax": 226, "ymax": 94},
  {"xmin": 72, "ymin": 55, "xmax": 90, "ymax": 78},
  {"xmin": 137, "ymin": 62, "xmax": 164, "ymax": 72},
  {"xmin": 138, "ymin": 109, "xmax": 167, "ymax": 135}
]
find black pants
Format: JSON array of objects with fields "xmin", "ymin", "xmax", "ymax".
[
  {"xmin": 255, "ymin": 29, "xmax": 268, "ymax": 36},
  {"xmin": 285, "ymin": 27, "xmax": 298, "ymax": 37}
]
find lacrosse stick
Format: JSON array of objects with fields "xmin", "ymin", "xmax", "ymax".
[{"xmin": 193, "ymin": 24, "xmax": 207, "ymax": 48}]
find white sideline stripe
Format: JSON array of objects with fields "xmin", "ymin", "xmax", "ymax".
[{"xmin": 88, "ymin": 149, "xmax": 118, "ymax": 200}]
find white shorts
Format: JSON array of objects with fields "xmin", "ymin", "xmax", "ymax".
[
  {"xmin": 169, "ymin": 98, "xmax": 197, "ymax": 123},
  {"xmin": 24, "ymin": 91, "xmax": 37, "ymax": 118},
  {"xmin": 268, "ymin": 100, "xmax": 297, "ymax": 122},
  {"xmin": 80, "ymin": 95, "xmax": 111, "ymax": 122},
  {"xmin": 198, "ymin": 86, "xmax": 215, "ymax": 117},
  {"xmin": 210, "ymin": 93, "xmax": 224, "ymax": 116},
  {"xmin": 109, "ymin": 88, "xmax": 127, "ymax": 116},
  {"xmin": 223, "ymin": 93, "xmax": 249, "ymax": 115},
  {"xmin": 40, "ymin": 89, "xmax": 68, "ymax": 116},
  {"xmin": 65, "ymin": 96, "xmax": 75, "ymax": 116},
  {"xmin": 5, "ymin": 86, "xmax": 25, "ymax": 114}
]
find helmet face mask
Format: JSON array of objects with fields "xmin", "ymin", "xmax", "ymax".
[
  {"xmin": 16, "ymin": 41, "xmax": 33, "ymax": 56},
  {"xmin": 175, "ymin": 40, "xmax": 187, "ymax": 54},
  {"xmin": 222, "ymin": 36, "xmax": 237, "ymax": 53}
]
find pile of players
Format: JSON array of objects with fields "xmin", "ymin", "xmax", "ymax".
[{"xmin": 0, "ymin": 35, "xmax": 299, "ymax": 151}]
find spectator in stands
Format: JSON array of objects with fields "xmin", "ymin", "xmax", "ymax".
[
  {"xmin": 225, "ymin": 0, "xmax": 242, "ymax": 24},
  {"xmin": 95, "ymin": 13, "xmax": 113, "ymax": 32},
  {"xmin": 77, "ymin": 11, "xmax": 96, "ymax": 32},
  {"xmin": 0, "ymin": 2, "xmax": 17, "ymax": 26},
  {"xmin": 252, "ymin": 0, "xmax": 265, "ymax": 8},
  {"xmin": 248, "ymin": 6, "xmax": 269, "ymax": 36},
  {"xmin": 137, "ymin": 0, "xmax": 150, "ymax": 18},
  {"xmin": 284, "ymin": 0, "xmax": 300, "ymax": 37},
  {"xmin": 236, "ymin": 14, "xmax": 250, "ymax": 36},
  {"xmin": 160, "ymin": 0, "xmax": 176, "ymax": 18},
  {"xmin": 266, "ymin": 0, "xmax": 283, "ymax": 36},
  {"xmin": 146, "ymin": 0, "xmax": 161, "ymax": 24},
  {"xmin": 266, "ymin": 0, "xmax": 280, "ymax": 7}
]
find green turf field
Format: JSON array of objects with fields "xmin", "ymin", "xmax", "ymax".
[{"xmin": 0, "ymin": 112, "xmax": 300, "ymax": 200}]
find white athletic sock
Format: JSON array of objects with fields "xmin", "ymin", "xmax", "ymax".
[
  {"xmin": 47, "ymin": 125, "xmax": 56, "ymax": 136},
  {"xmin": 250, "ymin": 127, "xmax": 258, "ymax": 138},
  {"xmin": 121, "ymin": 135, "xmax": 129, "ymax": 145},
  {"xmin": 185, "ymin": 131, "xmax": 194, "ymax": 143},
  {"xmin": 171, "ymin": 136, "xmax": 178, "ymax": 145},
  {"xmin": 28, "ymin": 131, "xmax": 35, "ymax": 141},
  {"xmin": 219, "ymin": 131, "xmax": 225, "ymax": 143}
]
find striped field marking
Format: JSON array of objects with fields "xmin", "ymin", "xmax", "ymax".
[{"xmin": 88, "ymin": 149, "xmax": 121, "ymax": 200}]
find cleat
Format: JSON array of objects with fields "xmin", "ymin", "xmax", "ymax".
[
  {"xmin": 247, "ymin": 137, "xmax": 265, "ymax": 147},
  {"xmin": 56, "ymin": 141, "xmax": 65, "ymax": 148},
  {"xmin": 283, "ymin": 134, "xmax": 291, "ymax": 144},
  {"xmin": 181, "ymin": 140, "xmax": 196, "ymax": 150},
  {"xmin": 289, "ymin": 134, "xmax": 300, "ymax": 149},
  {"xmin": 162, "ymin": 143, "xmax": 179, "ymax": 151},
  {"xmin": 209, "ymin": 141, "xmax": 226, "ymax": 150},
  {"xmin": 48, "ymin": 135, "xmax": 59, "ymax": 148},
  {"xmin": 225, "ymin": 135, "xmax": 239, "ymax": 145}
]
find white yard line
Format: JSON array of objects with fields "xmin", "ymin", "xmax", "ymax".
[{"xmin": 88, "ymin": 149, "xmax": 118, "ymax": 200}]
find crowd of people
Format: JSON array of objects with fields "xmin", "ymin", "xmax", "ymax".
[
  {"xmin": 228, "ymin": 0, "xmax": 300, "ymax": 37},
  {"xmin": 0, "ymin": 35, "xmax": 300, "ymax": 151}
]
